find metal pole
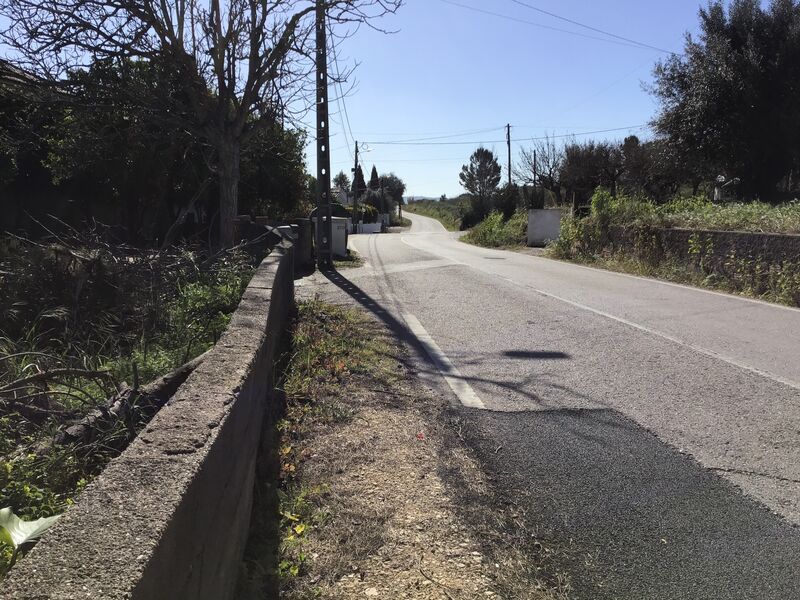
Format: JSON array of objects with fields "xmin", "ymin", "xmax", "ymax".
[{"xmin": 315, "ymin": 0, "xmax": 333, "ymax": 268}]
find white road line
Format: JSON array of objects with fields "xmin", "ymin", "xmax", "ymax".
[
  {"xmin": 403, "ymin": 313, "xmax": 486, "ymax": 409},
  {"xmin": 397, "ymin": 233, "xmax": 800, "ymax": 391},
  {"xmin": 346, "ymin": 258, "xmax": 460, "ymax": 278},
  {"xmin": 534, "ymin": 254, "xmax": 800, "ymax": 314},
  {"xmin": 502, "ymin": 278, "xmax": 800, "ymax": 393}
]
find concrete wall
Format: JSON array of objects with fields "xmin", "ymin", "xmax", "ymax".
[
  {"xmin": 528, "ymin": 209, "xmax": 563, "ymax": 247},
  {"xmin": 4, "ymin": 244, "xmax": 296, "ymax": 600},
  {"xmin": 357, "ymin": 222, "xmax": 383, "ymax": 234},
  {"xmin": 608, "ymin": 226, "xmax": 800, "ymax": 271}
]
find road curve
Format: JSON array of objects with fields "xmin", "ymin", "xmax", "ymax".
[{"xmin": 335, "ymin": 212, "xmax": 800, "ymax": 599}]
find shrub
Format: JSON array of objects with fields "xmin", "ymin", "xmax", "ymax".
[
  {"xmin": 548, "ymin": 215, "xmax": 588, "ymax": 259},
  {"xmin": 462, "ymin": 210, "xmax": 527, "ymax": 248}
]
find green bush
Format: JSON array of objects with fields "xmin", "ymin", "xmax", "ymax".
[
  {"xmin": 404, "ymin": 200, "xmax": 463, "ymax": 231},
  {"xmin": 548, "ymin": 215, "xmax": 588, "ymax": 259},
  {"xmin": 462, "ymin": 210, "xmax": 527, "ymax": 248},
  {"xmin": 591, "ymin": 188, "xmax": 657, "ymax": 226},
  {"xmin": 548, "ymin": 187, "xmax": 800, "ymax": 307}
]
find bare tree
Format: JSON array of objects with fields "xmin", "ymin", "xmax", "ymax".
[
  {"xmin": 0, "ymin": 0, "xmax": 401, "ymax": 246},
  {"xmin": 516, "ymin": 134, "xmax": 564, "ymax": 205}
]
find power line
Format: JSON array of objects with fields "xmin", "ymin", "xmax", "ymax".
[
  {"xmin": 350, "ymin": 125, "xmax": 507, "ymax": 136},
  {"xmin": 507, "ymin": 0, "xmax": 677, "ymax": 55},
  {"xmin": 365, "ymin": 124, "xmax": 647, "ymax": 146},
  {"xmin": 437, "ymin": 0, "xmax": 663, "ymax": 52},
  {"xmin": 327, "ymin": 21, "xmax": 355, "ymax": 163},
  {"xmin": 365, "ymin": 126, "xmax": 505, "ymax": 144}
]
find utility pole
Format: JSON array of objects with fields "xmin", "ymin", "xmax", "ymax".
[
  {"xmin": 533, "ymin": 148, "xmax": 537, "ymax": 207},
  {"xmin": 506, "ymin": 123, "xmax": 512, "ymax": 187},
  {"xmin": 315, "ymin": 0, "xmax": 333, "ymax": 268},
  {"xmin": 351, "ymin": 140, "xmax": 359, "ymax": 233}
]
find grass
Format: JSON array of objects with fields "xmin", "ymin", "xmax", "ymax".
[
  {"xmin": 661, "ymin": 200, "xmax": 800, "ymax": 233},
  {"xmin": 332, "ymin": 249, "xmax": 364, "ymax": 269},
  {"xmin": 237, "ymin": 298, "xmax": 398, "ymax": 599},
  {"xmin": 589, "ymin": 189, "xmax": 800, "ymax": 233},
  {"xmin": 551, "ymin": 249, "xmax": 800, "ymax": 308},
  {"xmin": 548, "ymin": 190, "xmax": 800, "ymax": 307},
  {"xmin": 390, "ymin": 213, "xmax": 412, "ymax": 228},
  {"xmin": 404, "ymin": 199, "xmax": 463, "ymax": 231},
  {"xmin": 0, "ymin": 234, "xmax": 257, "ymax": 576},
  {"xmin": 462, "ymin": 210, "xmax": 528, "ymax": 248}
]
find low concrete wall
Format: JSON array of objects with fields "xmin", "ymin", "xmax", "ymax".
[
  {"xmin": 608, "ymin": 226, "xmax": 800, "ymax": 270},
  {"xmin": 356, "ymin": 222, "xmax": 383, "ymax": 234},
  {"xmin": 4, "ymin": 244, "xmax": 296, "ymax": 600}
]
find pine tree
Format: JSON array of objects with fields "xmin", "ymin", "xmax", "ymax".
[
  {"xmin": 368, "ymin": 164, "xmax": 380, "ymax": 191},
  {"xmin": 351, "ymin": 165, "xmax": 366, "ymax": 199}
]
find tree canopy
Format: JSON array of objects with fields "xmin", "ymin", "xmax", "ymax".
[
  {"xmin": 460, "ymin": 148, "xmax": 501, "ymax": 202},
  {"xmin": 651, "ymin": 0, "xmax": 800, "ymax": 200},
  {"xmin": 368, "ymin": 165, "xmax": 380, "ymax": 191},
  {"xmin": 0, "ymin": 0, "xmax": 401, "ymax": 245}
]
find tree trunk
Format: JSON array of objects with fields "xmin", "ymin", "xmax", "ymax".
[{"xmin": 218, "ymin": 140, "xmax": 241, "ymax": 248}]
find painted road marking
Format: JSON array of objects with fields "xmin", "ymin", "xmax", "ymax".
[
  {"xmin": 403, "ymin": 313, "xmax": 486, "ymax": 409},
  {"xmin": 397, "ymin": 232, "xmax": 800, "ymax": 392},
  {"xmin": 501, "ymin": 277, "xmax": 800, "ymax": 393}
]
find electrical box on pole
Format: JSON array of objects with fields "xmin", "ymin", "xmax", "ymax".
[{"xmin": 315, "ymin": 0, "xmax": 333, "ymax": 268}]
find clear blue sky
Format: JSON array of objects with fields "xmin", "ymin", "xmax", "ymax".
[{"xmin": 315, "ymin": 0, "xmax": 705, "ymax": 198}]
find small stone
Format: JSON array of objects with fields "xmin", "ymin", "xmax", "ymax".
[{"xmin": 365, "ymin": 588, "xmax": 379, "ymax": 597}]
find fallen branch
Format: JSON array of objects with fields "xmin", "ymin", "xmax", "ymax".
[{"xmin": 53, "ymin": 349, "xmax": 210, "ymax": 447}]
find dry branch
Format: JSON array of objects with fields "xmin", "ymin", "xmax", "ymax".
[{"xmin": 53, "ymin": 349, "xmax": 210, "ymax": 447}]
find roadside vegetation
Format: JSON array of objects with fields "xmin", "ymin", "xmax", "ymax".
[
  {"xmin": 237, "ymin": 297, "xmax": 571, "ymax": 599},
  {"xmin": 404, "ymin": 198, "xmax": 464, "ymax": 231},
  {"xmin": 0, "ymin": 227, "xmax": 258, "ymax": 575},
  {"xmin": 549, "ymin": 189, "xmax": 800, "ymax": 307},
  {"xmin": 237, "ymin": 298, "xmax": 399, "ymax": 598},
  {"xmin": 462, "ymin": 210, "xmax": 528, "ymax": 248}
]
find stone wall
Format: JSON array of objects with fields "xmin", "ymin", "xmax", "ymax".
[{"xmin": 4, "ymin": 243, "xmax": 296, "ymax": 600}]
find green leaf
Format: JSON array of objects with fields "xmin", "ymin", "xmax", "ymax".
[{"xmin": 0, "ymin": 507, "xmax": 59, "ymax": 550}]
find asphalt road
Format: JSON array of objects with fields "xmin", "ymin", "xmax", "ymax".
[{"xmin": 322, "ymin": 213, "xmax": 800, "ymax": 599}]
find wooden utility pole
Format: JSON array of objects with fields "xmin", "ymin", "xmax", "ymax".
[
  {"xmin": 315, "ymin": 0, "xmax": 333, "ymax": 268},
  {"xmin": 352, "ymin": 140, "xmax": 359, "ymax": 233},
  {"xmin": 506, "ymin": 123, "xmax": 512, "ymax": 187}
]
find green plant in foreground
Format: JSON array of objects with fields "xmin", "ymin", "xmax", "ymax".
[{"xmin": 0, "ymin": 507, "xmax": 59, "ymax": 576}]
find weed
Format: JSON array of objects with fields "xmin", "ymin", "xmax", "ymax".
[
  {"xmin": 236, "ymin": 299, "xmax": 398, "ymax": 598},
  {"xmin": 0, "ymin": 232, "xmax": 258, "ymax": 576},
  {"xmin": 548, "ymin": 189, "xmax": 800, "ymax": 306},
  {"xmin": 462, "ymin": 210, "xmax": 528, "ymax": 248}
]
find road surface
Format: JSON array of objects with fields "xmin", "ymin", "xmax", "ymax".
[{"xmin": 317, "ymin": 212, "xmax": 800, "ymax": 599}]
